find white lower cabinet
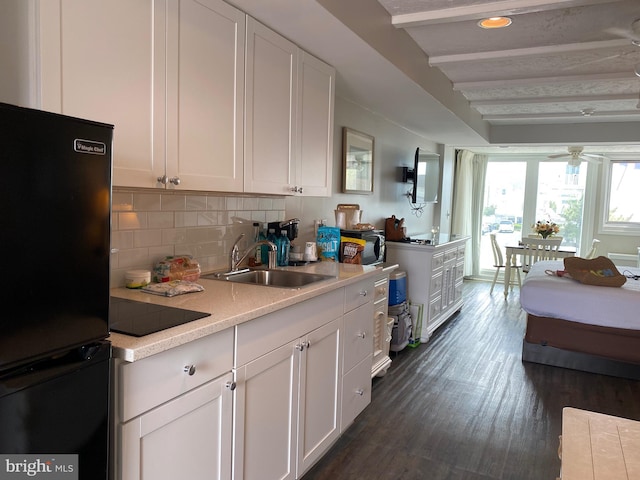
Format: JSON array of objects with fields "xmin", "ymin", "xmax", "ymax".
[
  {"xmin": 386, "ymin": 237, "xmax": 468, "ymax": 342},
  {"xmin": 233, "ymin": 290, "xmax": 343, "ymax": 480},
  {"xmin": 115, "ymin": 277, "xmax": 377, "ymax": 480},
  {"xmin": 341, "ymin": 279, "xmax": 374, "ymax": 429},
  {"xmin": 120, "ymin": 373, "xmax": 233, "ymax": 480},
  {"xmin": 114, "ymin": 328, "xmax": 234, "ymax": 480}
]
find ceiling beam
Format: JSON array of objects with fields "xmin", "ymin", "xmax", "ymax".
[
  {"xmin": 390, "ymin": 0, "xmax": 622, "ymax": 27},
  {"xmin": 429, "ymin": 39, "xmax": 631, "ymax": 65},
  {"xmin": 453, "ymin": 72, "xmax": 635, "ymax": 90},
  {"xmin": 483, "ymin": 110, "xmax": 640, "ymax": 120},
  {"xmin": 470, "ymin": 93, "xmax": 639, "ymax": 106}
]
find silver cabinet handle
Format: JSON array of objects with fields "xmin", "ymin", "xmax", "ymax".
[
  {"xmin": 357, "ymin": 331, "xmax": 366, "ymax": 339},
  {"xmin": 183, "ymin": 365, "xmax": 196, "ymax": 376},
  {"xmin": 359, "ymin": 290, "xmax": 368, "ymax": 297},
  {"xmin": 355, "ymin": 388, "xmax": 364, "ymax": 396},
  {"xmin": 226, "ymin": 381, "xmax": 236, "ymax": 391},
  {"xmin": 157, "ymin": 175, "xmax": 181, "ymax": 186},
  {"xmin": 295, "ymin": 340, "xmax": 311, "ymax": 351}
]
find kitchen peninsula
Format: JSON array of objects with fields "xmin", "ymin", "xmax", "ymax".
[{"xmin": 109, "ymin": 262, "xmax": 388, "ymax": 480}]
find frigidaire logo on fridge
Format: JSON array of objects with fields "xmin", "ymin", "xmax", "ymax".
[{"xmin": 0, "ymin": 455, "xmax": 78, "ymax": 480}]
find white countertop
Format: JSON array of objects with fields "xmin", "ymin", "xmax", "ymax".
[{"xmin": 109, "ymin": 262, "xmax": 391, "ymax": 362}]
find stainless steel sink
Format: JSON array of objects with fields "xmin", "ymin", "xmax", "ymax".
[{"xmin": 202, "ymin": 269, "xmax": 336, "ymax": 288}]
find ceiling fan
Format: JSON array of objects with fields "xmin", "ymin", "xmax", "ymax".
[{"xmin": 547, "ymin": 146, "xmax": 607, "ymax": 167}]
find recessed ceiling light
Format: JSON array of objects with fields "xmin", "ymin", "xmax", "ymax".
[{"xmin": 477, "ymin": 17, "xmax": 512, "ymax": 29}]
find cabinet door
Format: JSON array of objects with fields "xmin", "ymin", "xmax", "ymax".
[
  {"xmin": 233, "ymin": 340, "xmax": 299, "ymax": 480},
  {"xmin": 296, "ymin": 52, "xmax": 335, "ymax": 197},
  {"xmin": 38, "ymin": 0, "xmax": 166, "ymax": 188},
  {"xmin": 165, "ymin": 0, "xmax": 245, "ymax": 191},
  {"xmin": 120, "ymin": 372, "xmax": 233, "ymax": 480},
  {"xmin": 244, "ymin": 17, "xmax": 298, "ymax": 195},
  {"xmin": 297, "ymin": 317, "xmax": 342, "ymax": 476}
]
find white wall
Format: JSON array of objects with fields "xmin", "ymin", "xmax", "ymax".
[{"xmin": 286, "ymin": 95, "xmax": 446, "ymax": 244}]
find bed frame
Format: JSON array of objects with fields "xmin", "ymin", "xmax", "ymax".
[{"xmin": 522, "ymin": 313, "xmax": 640, "ymax": 380}]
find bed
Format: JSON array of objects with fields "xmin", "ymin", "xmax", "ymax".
[{"xmin": 519, "ymin": 260, "xmax": 640, "ymax": 379}]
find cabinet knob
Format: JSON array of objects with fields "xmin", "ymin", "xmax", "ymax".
[
  {"xmin": 225, "ymin": 381, "xmax": 236, "ymax": 391},
  {"xmin": 355, "ymin": 388, "xmax": 364, "ymax": 396},
  {"xmin": 359, "ymin": 290, "xmax": 368, "ymax": 297},
  {"xmin": 296, "ymin": 340, "xmax": 311, "ymax": 351},
  {"xmin": 357, "ymin": 331, "xmax": 366, "ymax": 339},
  {"xmin": 289, "ymin": 186, "xmax": 303, "ymax": 193},
  {"xmin": 157, "ymin": 175, "xmax": 181, "ymax": 186},
  {"xmin": 183, "ymin": 365, "xmax": 196, "ymax": 376}
]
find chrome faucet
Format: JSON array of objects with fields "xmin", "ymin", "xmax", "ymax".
[{"xmin": 229, "ymin": 233, "xmax": 277, "ymax": 271}]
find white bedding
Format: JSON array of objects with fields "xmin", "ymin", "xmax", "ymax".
[{"xmin": 519, "ymin": 260, "xmax": 640, "ymax": 330}]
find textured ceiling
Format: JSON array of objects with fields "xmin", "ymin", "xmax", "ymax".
[{"xmin": 377, "ymin": 0, "xmax": 640, "ymax": 126}]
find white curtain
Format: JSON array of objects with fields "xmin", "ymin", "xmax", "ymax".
[{"xmin": 452, "ymin": 150, "xmax": 487, "ymax": 277}]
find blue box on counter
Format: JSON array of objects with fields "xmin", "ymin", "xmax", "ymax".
[{"xmin": 388, "ymin": 271, "xmax": 407, "ymax": 306}]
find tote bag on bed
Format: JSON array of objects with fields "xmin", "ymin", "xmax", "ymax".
[{"xmin": 563, "ymin": 256, "xmax": 626, "ymax": 287}]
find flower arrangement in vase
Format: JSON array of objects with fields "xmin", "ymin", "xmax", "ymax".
[{"xmin": 532, "ymin": 220, "xmax": 560, "ymax": 239}]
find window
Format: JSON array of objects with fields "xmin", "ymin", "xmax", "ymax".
[
  {"xmin": 602, "ymin": 159, "xmax": 640, "ymax": 234},
  {"xmin": 535, "ymin": 162, "xmax": 587, "ymax": 249},
  {"xmin": 478, "ymin": 157, "xmax": 592, "ymax": 276}
]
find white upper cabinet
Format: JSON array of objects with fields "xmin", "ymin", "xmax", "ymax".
[
  {"xmin": 164, "ymin": 0, "xmax": 245, "ymax": 192},
  {"xmin": 244, "ymin": 19, "xmax": 335, "ymax": 197},
  {"xmin": 243, "ymin": 17, "xmax": 298, "ymax": 195},
  {"xmin": 38, "ymin": 0, "xmax": 166, "ymax": 188},
  {"xmin": 296, "ymin": 52, "xmax": 335, "ymax": 197},
  {"xmin": 11, "ymin": 0, "xmax": 245, "ymax": 191},
  {"xmin": 1, "ymin": 0, "xmax": 333, "ymax": 196}
]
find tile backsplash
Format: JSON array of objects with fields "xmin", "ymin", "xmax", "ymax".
[{"xmin": 110, "ymin": 188, "xmax": 285, "ymax": 288}]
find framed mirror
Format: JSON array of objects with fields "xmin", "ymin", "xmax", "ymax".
[{"xmin": 342, "ymin": 127, "xmax": 374, "ymax": 194}]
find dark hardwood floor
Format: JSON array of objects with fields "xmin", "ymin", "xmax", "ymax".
[{"xmin": 302, "ymin": 280, "xmax": 640, "ymax": 480}]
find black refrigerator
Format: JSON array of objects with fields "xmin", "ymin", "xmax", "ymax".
[{"xmin": 0, "ymin": 103, "xmax": 113, "ymax": 480}]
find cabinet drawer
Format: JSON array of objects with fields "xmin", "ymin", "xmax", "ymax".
[
  {"xmin": 235, "ymin": 288, "xmax": 342, "ymax": 366},
  {"xmin": 341, "ymin": 354, "xmax": 372, "ymax": 429},
  {"xmin": 343, "ymin": 302, "xmax": 374, "ymax": 372},
  {"xmin": 432, "ymin": 252, "xmax": 445, "ymax": 272},
  {"xmin": 374, "ymin": 277, "xmax": 388, "ymax": 304},
  {"xmin": 344, "ymin": 278, "xmax": 374, "ymax": 313},
  {"xmin": 119, "ymin": 329, "xmax": 233, "ymax": 422}
]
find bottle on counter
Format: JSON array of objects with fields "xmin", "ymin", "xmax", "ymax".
[
  {"xmin": 262, "ymin": 228, "xmax": 278, "ymax": 265},
  {"xmin": 277, "ymin": 230, "xmax": 290, "ymax": 266},
  {"xmin": 277, "ymin": 230, "xmax": 291, "ymax": 267}
]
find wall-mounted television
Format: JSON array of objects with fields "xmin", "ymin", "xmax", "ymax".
[{"xmin": 401, "ymin": 148, "xmax": 440, "ymax": 203}]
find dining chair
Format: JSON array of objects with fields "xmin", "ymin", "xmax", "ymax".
[
  {"xmin": 585, "ymin": 238, "xmax": 600, "ymax": 259},
  {"xmin": 520, "ymin": 237, "xmax": 563, "ymax": 273},
  {"xmin": 489, "ymin": 233, "xmax": 521, "ymax": 294}
]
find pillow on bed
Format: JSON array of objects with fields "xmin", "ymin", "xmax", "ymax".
[{"xmin": 563, "ymin": 256, "xmax": 626, "ymax": 287}]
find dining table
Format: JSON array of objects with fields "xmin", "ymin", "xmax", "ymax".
[{"xmin": 503, "ymin": 243, "xmax": 577, "ymax": 298}]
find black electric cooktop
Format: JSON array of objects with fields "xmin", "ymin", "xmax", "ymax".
[{"xmin": 109, "ymin": 297, "xmax": 211, "ymax": 337}]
